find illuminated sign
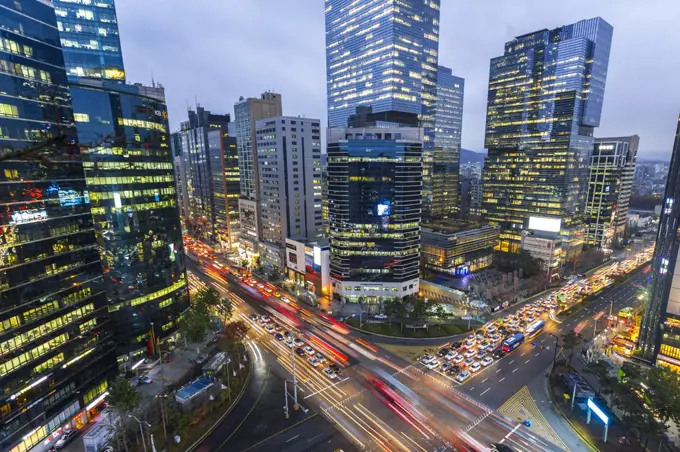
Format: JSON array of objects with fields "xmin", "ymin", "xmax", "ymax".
[
  {"xmin": 314, "ymin": 246, "xmax": 322, "ymax": 266},
  {"xmin": 11, "ymin": 209, "xmax": 47, "ymax": 224},
  {"xmin": 114, "ymin": 192, "xmax": 122, "ymax": 208},
  {"xmin": 59, "ymin": 189, "xmax": 83, "ymax": 207},
  {"xmin": 377, "ymin": 201, "xmax": 391, "ymax": 216},
  {"xmin": 587, "ymin": 398, "xmax": 608, "ymax": 425},
  {"xmin": 528, "ymin": 216, "xmax": 561, "ymax": 233}
]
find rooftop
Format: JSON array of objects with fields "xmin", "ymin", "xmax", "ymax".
[{"xmin": 422, "ymin": 219, "xmax": 487, "ymax": 234}]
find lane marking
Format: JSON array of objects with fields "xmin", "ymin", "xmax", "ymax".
[
  {"xmin": 499, "ymin": 377, "xmax": 506, "ymax": 383},
  {"xmin": 512, "ymin": 368, "xmax": 518, "ymax": 373},
  {"xmin": 482, "ymin": 378, "xmax": 489, "ymax": 383},
  {"xmin": 480, "ymin": 388, "xmax": 491, "ymax": 396},
  {"xmin": 499, "ymin": 423, "xmax": 522, "ymax": 444},
  {"xmin": 509, "ymin": 360, "xmax": 515, "ymax": 365},
  {"xmin": 285, "ymin": 435, "xmax": 300, "ymax": 443},
  {"xmin": 496, "ymin": 369, "xmax": 502, "ymax": 373},
  {"xmin": 303, "ymin": 377, "xmax": 350, "ymax": 399},
  {"xmin": 525, "ymin": 360, "xmax": 530, "ymax": 364}
]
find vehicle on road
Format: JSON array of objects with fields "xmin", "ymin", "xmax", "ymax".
[
  {"xmin": 448, "ymin": 365, "xmax": 460, "ymax": 375},
  {"xmin": 303, "ymin": 345, "xmax": 315, "ymax": 355},
  {"xmin": 265, "ymin": 324, "xmax": 275, "ymax": 333},
  {"xmin": 294, "ymin": 338, "xmax": 304, "ymax": 347},
  {"xmin": 250, "ymin": 313, "xmax": 258, "ymax": 321},
  {"xmin": 329, "ymin": 363, "xmax": 343, "ymax": 376},
  {"xmin": 457, "ymin": 371, "xmax": 471, "ymax": 382},
  {"xmin": 55, "ymin": 430, "xmax": 80, "ymax": 450},
  {"xmin": 470, "ymin": 362, "xmax": 481, "ymax": 373},
  {"xmin": 139, "ymin": 376, "xmax": 153, "ymax": 384},
  {"xmin": 452, "ymin": 341, "xmax": 464, "ymax": 349},
  {"xmin": 424, "ymin": 359, "xmax": 441, "ymax": 370},
  {"xmin": 502, "ymin": 333, "xmax": 525, "ymax": 353},
  {"xmin": 464, "ymin": 349, "xmax": 476, "ymax": 358},
  {"xmin": 295, "ymin": 347, "xmax": 306, "ymax": 356},
  {"xmin": 441, "ymin": 361, "xmax": 451, "ymax": 372},
  {"xmin": 315, "ymin": 352, "xmax": 326, "ymax": 363},
  {"xmin": 464, "ymin": 340, "xmax": 476, "ymax": 349},
  {"xmin": 491, "ymin": 443, "xmax": 515, "ymax": 451},
  {"xmin": 438, "ymin": 348, "xmax": 450, "ymax": 357},
  {"xmin": 463, "ymin": 358, "xmax": 474, "ymax": 367},
  {"xmin": 482, "ymin": 356, "xmax": 494, "ymax": 367},
  {"xmin": 445, "ymin": 350, "xmax": 458, "ymax": 360},
  {"xmin": 421, "ymin": 354, "xmax": 435, "ymax": 364},
  {"xmin": 275, "ymin": 333, "xmax": 284, "ymax": 341},
  {"xmin": 525, "ymin": 320, "xmax": 545, "ymax": 338},
  {"xmin": 479, "ymin": 341, "xmax": 490, "ymax": 350},
  {"xmin": 453, "ymin": 355, "xmax": 464, "ymax": 364},
  {"xmin": 323, "ymin": 368, "xmax": 337, "ymax": 379},
  {"xmin": 308, "ymin": 357, "xmax": 321, "ymax": 367},
  {"xmin": 476, "ymin": 350, "xmax": 486, "ymax": 360}
]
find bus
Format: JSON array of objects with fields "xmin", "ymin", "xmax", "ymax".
[
  {"xmin": 525, "ymin": 320, "xmax": 545, "ymax": 338},
  {"xmin": 502, "ymin": 333, "xmax": 525, "ymax": 353}
]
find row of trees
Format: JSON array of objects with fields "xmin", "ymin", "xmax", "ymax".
[{"xmin": 178, "ymin": 287, "xmax": 234, "ymax": 346}]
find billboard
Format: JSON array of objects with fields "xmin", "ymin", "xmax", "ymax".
[{"xmin": 528, "ymin": 216, "xmax": 561, "ymax": 233}]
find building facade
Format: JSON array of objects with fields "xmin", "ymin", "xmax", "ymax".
[
  {"xmin": 0, "ymin": 3, "xmax": 115, "ymax": 451},
  {"xmin": 481, "ymin": 17, "xmax": 613, "ymax": 264},
  {"xmin": 256, "ymin": 117, "xmax": 323, "ymax": 273},
  {"xmin": 585, "ymin": 136, "xmax": 639, "ymax": 248},
  {"xmin": 459, "ymin": 176, "xmax": 483, "ymax": 220},
  {"xmin": 421, "ymin": 222, "xmax": 499, "ymax": 276},
  {"xmin": 234, "ymin": 92, "xmax": 283, "ymax": 258},
  {"xmin": 427, "ymin": 66, "xmax": 464, "ymax": 219},
  {"xmin": 208, "ymin": 129, "xmax": 239, "ymax": 251},
  {"xmin": 521, "ymin": 230, "xmax": 562, "ymax": 281},
  {"xmin": 285, "ymin": 238, "xmax": 331, "ymax": 298},
  {"xmin": 327, "ymin": 127, "xmax": 423, "ymax": 304},
  {"xmin": 52, "ymin": 0, "xmax": 125, "ymax": 81},
  {"xmin": 70, "ymin": 80, "xmax": 189, "ymax": 358},
  {"xmin": 639, "ymin": 118, "xmax": 680, "ymax": 369}
]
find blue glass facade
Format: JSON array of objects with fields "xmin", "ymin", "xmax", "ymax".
[
  {"xmin": 53, "ymin": 0, "xmax": 125, "ymax": 81},
  {"xmin": 70, "ymin": 80, "xmax": 189, "ymax": 357},
  {"xmin": 325, "ymin": 0, "xmax": 440, "ymax": 137},
  {"xmin": 0, "ymin": 2, "xmax": 115, "ymax": 451},
  {"xmin": 482, "ymin": 17, "xmax": 613, "ymax": 262}
]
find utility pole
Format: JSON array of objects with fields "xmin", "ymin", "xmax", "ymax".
[
  {"xmin": 548, "ymin": 333, "xmax": 559, "ymax": 375},
  {"xmin": 157, "ymin": 338, "xmax": 168, "ymax": 444},
  {"xmin": 290, "ymin": 335, "xmax": 299, "ymax": 411}
]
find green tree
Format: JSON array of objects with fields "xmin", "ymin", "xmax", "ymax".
[
  {"xmin": 179, "ymin": 310, "xmax": 210, "ymax": 346},
  {"xmin": 584, "ymin": 359, "xmax": 619, "ymax": 405},
  {"xmin": 411, "ymin": 298, "xmax": 429, "ymax": 320},
  {"xmin": 108, "ymin": 377, "xmax": 140, "ymax": 413},
  {"xmin": 560, "ymin": 331, "xmax": 583, "ymax": 371},
  {"xmin": 648, "ymin": 366, "xmax": 680, "ymax": 427},
  {"xmin": 433, "ymin": 304, "xmax": 447, "ymax": 320}
]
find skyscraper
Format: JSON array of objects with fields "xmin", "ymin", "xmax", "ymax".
[
  {"xmin": 482, "ymin": 17, "xmax": 613, "ymax": 264},
  {"xmin": 52, "ymin": 0, "xmax": 126, "ymax": 81},
  {"xmin": 639, "ymin": 117, "xmax": 680, "ymax": 368},
  {"xmin": 585, "ymin": 136, "xmax": 638, "ymax": 248},
  {"xmin": 325, "ymin": 0, "xmax": 440, "ymax": 138},
  {"xmin": 428, "ymin": 66, "xmax": 464, "ymax": 219},
  {"xmin": 327, "ymin": 125, "xmax": 423, "ymax": 305},
  {"xmin": 0, "ymin": 3, "xmax": 115, "ymax": 451},
  {"xmin": 256, "ymin": 117, "xmax": 323, "ymax": 273},
  {"xmin": 208, "ymin": 128, "xmax": 240, "ymax": 251},
  {"xmin": 234, "ymin": 92, "xmax": 283, "ymax": 259},
  {"xmin": 69, "ymin": 80, "xmax": 189, "ymax": 358}
]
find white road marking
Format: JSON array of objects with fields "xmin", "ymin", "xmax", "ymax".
[
  {"xmin": 496, "ymin": 369, "xmax": 502, "ymax": 373},
  {"xmin": 509, "ymin": 360, "xmax": 515, "ymax": 365},
  {"xmin": 525, "ymin": 359, "xmax": 530, "ymax": 364},
  {"xmin": 303, "ymin": 377, "xmax": 349, "ymax": 399},
  {"xmin": 512, "ymin": 368, "xmax": 518, "ymax": 373},
  {"xmin": 482, "ymin": 378, "xmax": 489, "ymax": 383},
  {"xmin": 480, "ymin": 388, "xmax": 491, "ymax": 396},
  {"xmin": 499, "ymin": 423, "xmax": 523, "ymax": 444},
  {"xmin": 499, "ymin": 377, "xmax": 506, "ymax": 383},
  {"xmin": 286, "ymin": 435, "xmax": 300, "ymax": 443}
]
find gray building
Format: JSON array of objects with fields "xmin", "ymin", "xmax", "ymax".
[
  {"xmin": 460, "ymin": 176, "xmax": 483, "ymax": 219},
  {"xmin": 256, "ymin": 117, "xmax": 323, "ymax": 273},
  {"xmin": 234, "ymin": 92, "xmax": 283, "ymax": 258},
  {"xmin": 585, "ymin": 136, "xmax": 639, "ymax": 248}
]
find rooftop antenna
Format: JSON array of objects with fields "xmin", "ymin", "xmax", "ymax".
[{"xmin": 151, "ymin": 69, "xmax": 156, "ymax": 88}]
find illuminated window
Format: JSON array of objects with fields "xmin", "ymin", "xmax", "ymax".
[
  {"xmin": 74, "ymin": 113, "xmax": 90, "ymax": 122},
  {"xmin": 0, "ymin": 103, "xmax": 19, "ymax": 117}
]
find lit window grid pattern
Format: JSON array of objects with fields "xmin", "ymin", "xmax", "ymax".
[
  {"xmin": 325, "ymin": 0, "xmax": 440, "ymax": 136},
  {"xmin": 208, "ymin": 131, "xmax": 240, "ymax": 250},
  {"xmin": 53, "ymin": 0, "xmax": 125, "ymax": 81},
  {"xmin": 639, "ymin": 117, "xmax": 680, "ymax": 361},
  {"xmin": 0, "ymin": 3, "xmax": 116, "ymax": 451},
  {"xmin": 481, "ymin": 17, "xmax": 612, "ymax": 259},
  {"xmin": 69, "ymin": 82, "xmax": 189, "ymax": 356},
  {"xmin": 421, "ymin": 226, "xmax": 499, "ymax": 274}
]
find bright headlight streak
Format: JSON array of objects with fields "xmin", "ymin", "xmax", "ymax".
[
  {"xmin": 400, "ymin": 431, "xmax": 428, "ymax": 452},
  {"xmin": 354, "ymin": 402, "xmax": 412, "ymax": 452}
]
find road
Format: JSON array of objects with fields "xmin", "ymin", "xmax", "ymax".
[{"xmin": 188, "ymin": 257, "xmax": 566, "ymax": 452}]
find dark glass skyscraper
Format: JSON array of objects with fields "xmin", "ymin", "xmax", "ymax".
[
  {"xmin": 639, "ymin": 118, "xmax": 680, "ymax": 368},
  {"xmin": 482, "ymin": 17, "xmax": 613, "ymax": 263},
  {"xmin": 70, "ymin": 80, "xmax": 189, "ymax": 358},
  {"xmin": 0, "ymin": 2, "xmax": 115, "ymax": 451},
  {"xmin": 52, "ymin": 0, "xmax": 125, "ymax": 81}
]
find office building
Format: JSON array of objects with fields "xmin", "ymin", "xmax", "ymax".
[
  {"xmin": 585, "ymin": 136, "xmax": 639, "ymax": 248},
  {"xmin": 234, "ymin": 92, "xmax": 283, "ymax": 259},
  {"xmin": 285, "ymin": 239, "xmax": 331, "ymax": 298},
  {"xmin": 639, "ymin": 118, "xmax": 680, "ymax": 368},
  {"xmin": 171, "ymin": 132, "xmax": 190, "ymax": 224},
  {"xmin": 460, "ymin": 176, "xmax": 483, "ymax": 219},
  {"xmin": 52, "ymin": 0, "xmax": 125, "ymax": 81},
  {"xmin": 421, "ymin": 222, "xmax": 499, "ymax": 276},
  {"xmin": 208, "ymin": 129, "xmax": 240, "ymax": 251},
  {"xmin": 327, "ymin": 125, "xmax": 423, "ymax": 304},
  {"xmin": 70, "ymin": 80, "xmax": 189, "ymax": 358},
  {"xmin": 256, "ymin": 117, "xmax": 323, "ymax": 273},
  {"xmin": 427, "ymin": 67, "xmax": 464, "ymax": 219},
  {"xmin": 0, "ymin": 3, "xmax": 115, "ymax": 451},
  {"xmin": 482, "ymin": 17, "xmax": 613, "ymax": 264},
  {"xmin": 325, "ymin": 0, "xmax": 440, "ymax": 138},
  {"xmin": 521, "ymin": 227, "xmax": 563, "ymax": 281}
]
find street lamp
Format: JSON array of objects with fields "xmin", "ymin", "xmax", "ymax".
[
  {"xmin": 128, "ymin": 415, "xmax": 152, "ymax": 452},
  {"xmin": 547, "ymin": 332, "xmax": 560, "ymax": 375}
]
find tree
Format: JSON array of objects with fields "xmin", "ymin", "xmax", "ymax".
[
  {"xmin": 178, "ymin": 310, "xmax": 210, "ymax": 346},
  {"xmin": 432, "ymin": 304, "xmax": 447, "ymax": 320},
  {"xmin": 411, "ymin": 298, "xmax": 429, "ymax": 320},
  {"xmin": 221, "ymin": 320, "xmax": 250, "ymax": 343},
  {"xmin": 108, "ymin": 377, "xmax": 141, "ymax": 413},
  {"xmin": 493, "ymin": 250, "xmax": 542, "ymax": 277},
  {"xmin": 560, "ymin": 331, "xmax": 583, "ymax": 371},
  {"xmin": 648, "ymin": 366, "xmax": 680, "ymax": 427},
  {"xmin": 584, "ymin": 359, "xmax": 619, "ymax": 404}
]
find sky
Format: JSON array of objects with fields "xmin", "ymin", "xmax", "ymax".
[{"xmin": 116, "ymin": 0, "xmax": 680, "ymax": 161}]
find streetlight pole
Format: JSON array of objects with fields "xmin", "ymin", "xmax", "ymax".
[
  {"xmin": 129, "ymin": 415, "xmax": 151, "ymax": 452},
  {"xmin": 548, "ymin": 333, "xmax": 559, "ymax": 375},
  {"xmin": 290, "ymin": 335, "xmax": 299, "ymax": 411}
]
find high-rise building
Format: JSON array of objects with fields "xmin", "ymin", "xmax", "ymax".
[
  {"xmin": 460, "ymin": 176, "xmax": 483, "ymax": 219},
  {"xmin": 327, "ymin": 125, "xmax": 423, "ymax": 304},
  {"xmin": 639, "ymin": 117, "xmax": 680, "ymax": 368},
  {"xmin": 69, "ymin": 80, "xmax": 189, "ymax": 358},
  {"xmin": 585, "ymin": 136, "xmax": 639, "ymax": 248},
  {"xmin": 234, "ymin": 92, "xmax": 283, "ymax": 258},
  {"xmin": 171, "ymin": 132, "xmax": 190, "ymax": 224},
  {"xmin": 428, "ymin": 66, "xmax": 464, "ymax": 218},
  {"xmin": 0, "ymin": 3, "xmax": 116, "ymax": 451},
  {"xmin": 256, "ymin": 117, "xmax": 323, "ymax": 273},
  {"xmin": 481, "ymin": 17, "xmax": 613, "ymax": 263},
  {"xmin": 208, "ymin": 128, "xmax": 239, "ymax": 251},
  {"xmin": 52, "ymin": 0, "xmax": 126, "ymax": 81}
]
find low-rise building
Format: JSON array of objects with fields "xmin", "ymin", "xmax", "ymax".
[
  {"xmin": 421, "ymin": 221, "xmax": 499, "ymax": 276},
  {"xmin": 521, "ymin": 224, "xmax": 563, "ymax": 281},
  {"xmin": 285, "ymin": 239, "xmax": 331, "ymax": 298}
]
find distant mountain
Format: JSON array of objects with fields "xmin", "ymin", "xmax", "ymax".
[{"xmin": 460, "ymin": 148, "xmax": 486, "ymax": 164}]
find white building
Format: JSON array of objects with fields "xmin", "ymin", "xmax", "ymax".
[
  {"xmin": 256, "ymin": 116, "xmax": 323, "ymax": 273},
  {"xmin": 520, "ymin": 216, "xmax": 564, "ymax": 281}
]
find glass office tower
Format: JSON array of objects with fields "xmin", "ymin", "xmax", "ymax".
[
  {"xmin": 70, "ymin": 80, "xmax": 189, "ymax": 358},
  {"xmin": 482, "ymin": 17, "xmax": 613, "ymax": 263},
  {"xmin": 0, "ymin": 2, "xmax": 115, "ymax": 451},
  {"xmin": 327, "ymin": 126, "xmax": 423, "ymax": 306},
  {"xmin": 52, "ymin": 0, "xmax": 125, "ymax": 81},
  {"xmin": 639, "ymin": 118, "xmax": 680, "ymax": 368},
  {"xmin": 325, "ymin": 0, "xmax": 440, "ymax": 141},
  {"xmin": 429, "ymin": 66, "xmax": 464, "ymax": 219},
  {"xmin": 208, "ymin": 129, "xmax": 239, "ymax": 251}
]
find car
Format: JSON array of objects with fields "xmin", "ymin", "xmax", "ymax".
[
  {"xmin": 285, "ymin": 338, "xmax": 294, "ymax": 348},
  {"xmin": 464, "ymin": 349, "xmax": 476, "ymax": 358},
  {"xmin": 463, "ymin": 358, "xmax": 474, "ymax": 367},
  {"xmin": 437, "ymin": 348, "xmax": 450, "ymax": 357},
  {"xmin": 274, "ymin": 292, "xmax": 281, "ymax": 297},
  {"xmin": 329, "ymin": 363, "xmax": 343, "ymax": 376},
  {"xmin": 315, "ymin": 352, "xmax": 326, "ymax": 363},
  {"xmin": 482, "ymin": 356, "xmax": 494, "ymax": 366},
  {"xmin": 55, "ymin": 430, "xmax": 80, "ymax": 450},
  {"xmin": 421, "ymin": 354, "xmax": 435, "ymax": 364},
  {"xmin": 139, "ymin": 376, "xmax": 153, "ymax": 384},
  {"xmin": 464, "ymin": 340, "xmax": 476, "ymax": 349},
  {"xmin": 492, "ymin": 350, "xmax": 505, "ymax": 359},
  {"xmin": 250, "ymin": 313, "xmax": 259, "ymax": 321},
  {"xmin": 453, "ymin": 355, "xmax": 464, "ymax": 364},
  {"xmin": 274, "ymin": 324, "xmax": 282, "ymax": 331},
  {"xmin": 470, "ymin": 362, "xmax": 482, "ymax": 373},
  {"xmin": 479, "ymin": 341, "xmax": 490, "ymax": 350},
  {"xmin": 308, "ymin": 357, "xmax": 321, "ymax": 367},
  {"xmin": 257, "ymin": 283, "xmax": 265, "ymax": 289},
  {"xmin": 265, "ymin": 324, "xmax": 275, "ymax": 333},
  {"xmin": 374, "ymin": 313, "xmax": 387, "ymax": 319},
  {"xmin": 452, "ymin": 341, "xmax": 464, "ymax": 349},
  {"xmin": 445, "ymin": 350, "xmax": 458, "ymax": 360},
  {"xmin": 491, "ymin": 443, "xmax": 515, "ymax": 452},
  {"xmin": 303, "ymin": 345, "xmax": 315, "ymax": 355},
  {"xmin": 284, "ymin": 331, "xmax": 292, "ymax": 338},
  {"xmin": 295, "ymin": 347, "xmax": 306, "ymax": 356},
  {"xmin": 323, "ymin": 368, "xmax": 337, "ymax": 380},
  {"xmin": 275, "ymin": 333, "xmax": 284, "ymax": 341},
  {"xmin": 448, "ymin": 365, "xmax": 461, "ymax": 375},
  {"xmin": 424, "ymin": 359, "xmax": 440, "ymax": 370},
  {"xmin": 294, "ymin": 338, "xmax": 304, "ymax": 347},
  {"xmin": 457, "ymin": 371, "xmax": 471, "ymax": 382},
  {"xmin": 486, "ymin": 326, "xmax": 497, "ymax": 334},
  {"xmin": 441, "ymin": 361, "xmax": 451, "ymax": 371},
  {"xmin": 476, "ymin": 350, "xmax": 486, "ymax": 360}
]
